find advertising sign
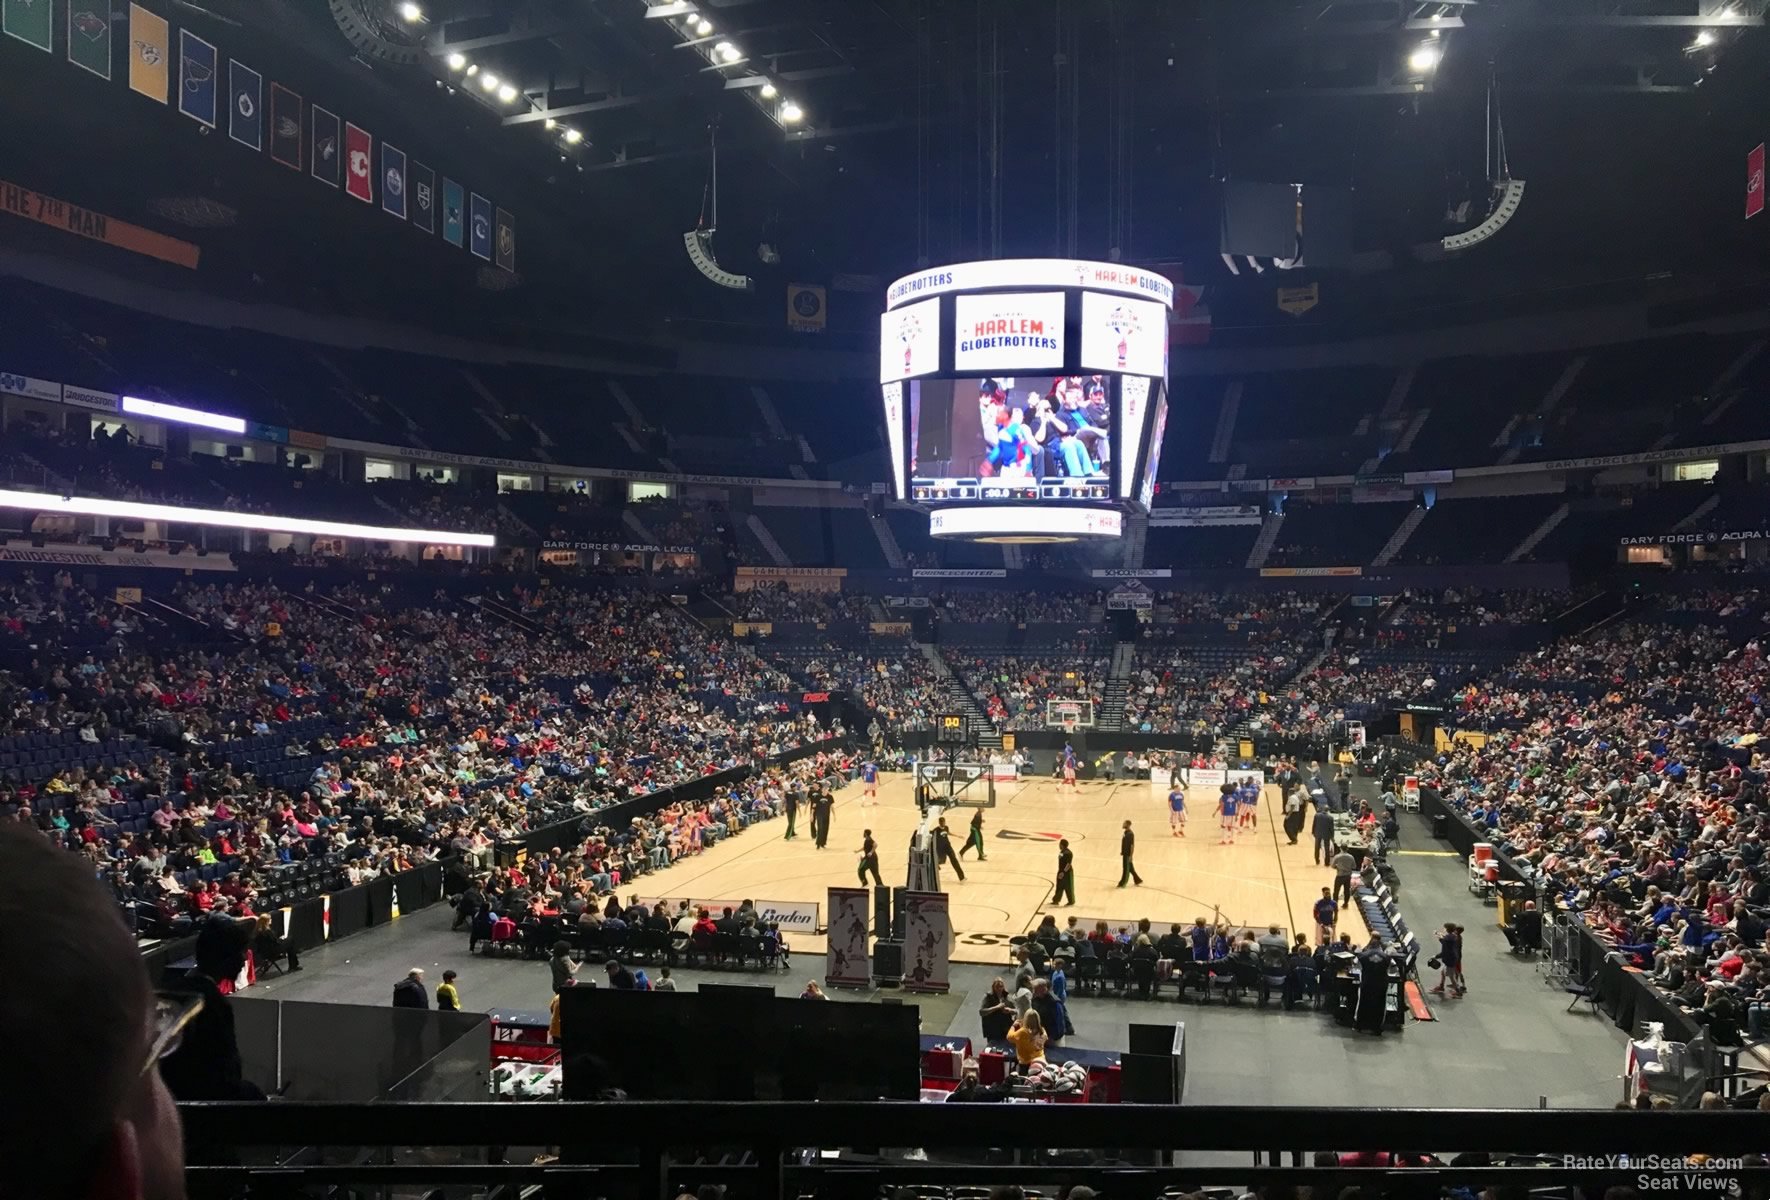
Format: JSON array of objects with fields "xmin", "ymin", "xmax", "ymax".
[
  {"xmin": 879, "ymin": 296, "xmax": 940, "ymax": 383},
  {"xmin": 1080, "ymin": 291, "xmax": 1167, "ymax": 378},
  {"xmin": 952, "ymin": 291, "xmax": 1065, "ymax": 373}
]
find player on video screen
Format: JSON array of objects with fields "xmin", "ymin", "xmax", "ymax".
[{"xmin": 1043, "ymin": 376, "xmax": 1110, "ymax": 479}]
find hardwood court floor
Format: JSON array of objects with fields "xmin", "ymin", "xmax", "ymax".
[{"xmin": 637, "ymin": 773, "xmax": 1334, "ymax": 965}]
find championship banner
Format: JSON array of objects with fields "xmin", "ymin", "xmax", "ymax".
[
  {"xmin": 4, "ymin": 0, "xmax": 52, "ymax": 51},
  {"xmin": 1749, "ymin": 143, "xmax": 1765, "ymax": 220},
  {"xmin": 825, "ymin": 887, "xmax": 871, "ymax": 988},
  {"xmin": 126, "ymin": 3, "xmax": 168, "ymax": 103},
  {"xmin": 410, "ymin": 161, "xmax": 435, "ymax": 233},
  {"xmin": 494, "ymin": 207, "xmax": 515, "ymax": 272},
  {"xmin": 343, "ymin": 121, "xmax": 372, "ymax": 202},
  {"xmin": 310, "ymin": 105, "xmax": 340, "ymax": 186},
  {"xmin": 67, "ymin": 5, "xmax": 112, "ymax": 78},
  {"xmin": 0, "ymin": 177, "xmax": 200, "ymax": 269},
  {"xmin": 441, "ymin": 177, "xmax": 464, "ymax": 246},
  {"xmin": 469, "ymin": 191, "xmax": 492, "ymax": 260},
  {"xmin": 381, "ymin": 143, "xmax": 407, "ymax": 219},
  {"xmin": 787, "ymin": 283, "xmax": 826, "ymax": 332},
  {"xmin": 269, "ymin": 83, "xmax": 302, "ymax": 170},
  {"xmin": 177, "ymin": 30, "xmax": 217, "ymax": 128},
  {"xmin": 227, "ymin": 59, "xmax": 261, "ymax": 150},
  {"xmin": 900, "ymin": 891, "xmax": 951, "ymax": 994}
]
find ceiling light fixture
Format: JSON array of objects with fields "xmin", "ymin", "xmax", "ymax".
[
  {"xmin": 445, "ymin": 51, "xmax": 465, "ymax": 70},
  {"xmin": 1408, "ymin": 44, "xmax": 1440, "ymax": 72},
  {"xmin": 1693, "ymin": 29, "xmax": 1717, "ymax": 47},
  {"xmin": 497, "ymin": 83, "xmax": 517, "ymax": 102},
  {"xmin": 398, "ymin": 2, "xmax": 423, "ymax": 22},
  {"xmin": 544, "ymin": 117, "xmax": 556, "ymax": 130},
  {"xmin": 695, "ymin": 17, "xmax": 712, "ymax": 35},
  {"xmin": 780, "ymin": 101, "xmax": 803, "ymax": 123},
  {"xmin": 564, "ymin": 127, "xmax": 583, "ymax": 144},
  {"xmin": 759, "ymin": 81, "xmax": 777, "ymax": 98},
  {"xmin": 480, "ymin": 72, "xmax": 499, "ymax": 92},
  {"xmin": 464, "ymin": 62, "xmax": 478, "ymax": 76}
]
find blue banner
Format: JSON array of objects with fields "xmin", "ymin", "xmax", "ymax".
[
  {"xmin": 381, "ymin": 143, "xmax": 407, "ymax": 220},
  {"xmin": 469, "ymin": 191, "xmax": 492, "ymax": 260},
  {"xmin": 228, "ymin": 59, "xmax": 261, "ymax": 150},
  {"xmin": 442, "ymin": 177, "xmax": 464, "ymax": 247},
  {"xmin": 177, "ymin": 29, "xmax": 217, "ymax": 129}
]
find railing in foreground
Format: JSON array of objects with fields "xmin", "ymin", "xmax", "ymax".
[{"xmin": 179, "ymin": 1101, "xmax": 1770, "ymax": 1199}]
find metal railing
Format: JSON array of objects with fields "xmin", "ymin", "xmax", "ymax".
[{"xmin": 179, "ymin": 1101, "xmax": 1770, "ymax": 1199}]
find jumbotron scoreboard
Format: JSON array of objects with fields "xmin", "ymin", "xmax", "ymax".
[{"xmin": 879, "ymin": 259, "xmax": 1173, "ymax": 543}]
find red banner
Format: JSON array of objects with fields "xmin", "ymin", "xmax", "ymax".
[
  {"xmin": 1748, "ymin": 143, "xmax": 1765, "ymax": 219},
  {"xmin": 344, "ymin": 123, "xmax": 373, "ymax": 203}
]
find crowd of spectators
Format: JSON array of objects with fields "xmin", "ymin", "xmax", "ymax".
[
  {"xmin": 724, "ymin": 588, "xmax": 872, "ymax": 624},
  {"xmin": 951, "ymin": 652, "xmax": 1110, "ymax": 731},
  {"xmin": 1123, "ymin": 644, "xmax": 1311, "ymax": 735}
]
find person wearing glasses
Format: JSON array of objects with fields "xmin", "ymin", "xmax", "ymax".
[{"xmin": 0, "ymin": 826, "xmax": 189, "ymax": 1200}]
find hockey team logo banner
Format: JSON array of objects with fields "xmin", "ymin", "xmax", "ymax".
[
  {"xmin": 344, "ymin": 122, "xmax": 372, "ymax": 202},
  {"xmin": 410, "ymin": 161, "xmax": 435, "ymax": 233},
  {"xmin": 310, "ymin": 106, "xmax": 339, "ymax": 187},
  {"xmin": 901, "ymin": 891, "xmax": 951, "ymax": 993},
  {"xmin": 269, "ymin": 83, "xmax": 301, "ymax": 170},
  {"xmin": 1750, "ymin": 143, "xmax": 1765, "ymax": 220},
  {"xmin": 66, "ymin": 5, "xmax": 112, "ymax": 78},
  {"xmin": 441, "ymin": 177, "xmax": 464, "ymax": 246},
  {"xmin": 227, "ymin": 59, "xmax": 261, "ymax": 150},
  {"xmin": 127, "ymin": 2, "xmax": 167, "ymax": 103},
  {"xmin": 177, "ymin": 29, "xmax": 215, "ymax": 128},
  {"xmin": 381, "ymin": 143, "xmax": 406, "ymax": 220},
  {"xmin": 4, "ymin": 0, "xmax": 53, "ymax": 51},
  {"xmin": 469, "ymin": 191, "xmax": 492, "ymax": 260},
  {"xmin": 825, "ymin": 887, "xmax": 871, "ymax": 988},
  {"xmin": 494, "ymin": 206, "xmax": 515, "ymax": 272}
]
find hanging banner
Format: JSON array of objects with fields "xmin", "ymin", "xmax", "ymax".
[
  {"xmin": 1276, "ymin": 282, "xmax": 1320, "ymax": 316},
  {"xmin": 494, "ymin": 206, "xmax": 515, "ymax": 272},
  {"xmin": 344, "ymin": 122, "xmax": 372, "ymax": 202},
  {"xmin": 900, "ymin": 891, "xmax": 951, "ymax": 994},
  {"xmin": 441, "ymin": 177, "xmax": 464, "ymax": 247},
  {"xmin": 825, "ymin": 887, "xmax": 871, "ymax": 988},
  {"xmin": 269, "ymin": 83, "xmax": 302, "ymax": 171},
  {"xmin": 126, "ymin": 2, "xmax": 168, "ymax": 103},
  {"xmin": 227, "ymin": 59, "xmax": 261, "ymax": 150},
  {"xmin": 1749, "ymin": 143, "xmax": 1766, "ymax": 220},
  {"xmin": 310, "ymin": 105, "xmax": 340, "ymax": 187},
  {"xmin": 381, "ymin": 143, "xmax": 407, "ymax": 220},
  {"xmin": 67, "ymin": 5, "xmax": 113, "ymax": 78},
  {"xmin": 787, "ymin": 283, "xmax": 826, "ymax": 332},
  {"xmin": 4, "ymin": 0, "xmax": 53, "ymax": 51},
  {"xmin": 410, "ymin": 161, "xmax": 435, "ymax": 233},
  {"xmin": 0, "ymin": 178, "xmax": 200, "ymax": 269},
  {"xmin": 177, "ymin": 30, "xmax": 216, "ymax": 128},
  {"xmin": 469, "ymin": 192, "xmax": 492, "ymax": 260}
]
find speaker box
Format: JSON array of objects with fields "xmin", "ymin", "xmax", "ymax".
[
  {"xmin": 1120, "ymin": 1053, "xmax": 1178, "ymax": 1104},
  {"xmin": 873, "ymin": 886, "xmax": 893, "ymax": 939},
  {"xmin": 891, "ymin": 887, "xmax": 908, "ymax": 939},
  {"xmin": 872, "ymin": 939, "xmax": 904, "ymax": 984}
]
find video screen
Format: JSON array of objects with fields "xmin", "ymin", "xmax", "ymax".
[
  {"xmin": 910, "ymin": 375, "xmax": 1112, "ymax": 502},
  {"xmin": 1140, "ymin": 389, "xmax": 1168, "ymax": 510}
]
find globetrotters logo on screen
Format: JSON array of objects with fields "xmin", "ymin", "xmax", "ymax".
[
  {"xmin": 952, "ymin": 292, "xmax": 1066, "ymax": 372},
  {"xmin": 1104, "ymin": 303, "xmax": 1142, "ymax": 368},
  {"xmin": 879, "ymin": 296, "xmax": 939, "ymax": 383}
]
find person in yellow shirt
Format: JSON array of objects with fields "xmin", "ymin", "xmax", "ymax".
[
  {"xmin": 435, "ymin": 970, "xmax": 461, "ymax": 1011},
  {"xmin": 1005, "ymin": 1009, "xmax": 1046, "ymax": 1068}
]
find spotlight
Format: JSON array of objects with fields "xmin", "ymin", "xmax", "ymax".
[
  {"xmin": 480, "ymin": 72, "xmax": 498, "ymax": 92},
  {"xmin": 497, "ymin": 82, "xmax": 517, "ymax": 103},
  {"xmin": 399, "ymin": 1, "xmax": 423, "ymax": 22},
  {"xmin": 446, "ymin": 51, "xmax": 466, "ymax": 70},
  {"xmin": 759, "ymin": 81, "xmax": 777, "ymax": 98},
  {"xmin": 544, "ymin": 117, "xmax": 556, "ymax": 129},
  {"xmin": 1693, "ymin": 29, "xmax": 1716, "ymax": 47},
  {"xmin": 1408, "ymin": 44, "xmax": 1440, "ymax": 72},
  {"xmin": 465, "ymin": 62, "xmax": 478, "ymax": 76},
  {"xmin": 780, "ymin": 101, "xmax": 803, "ymax": 123},
  {"xmin": 564, "ymin": 127, "xmax": 583, "ymax": 144},
  {"xmin": 695, "ymin": 17, "xmax": 712, "ymax": 34}
]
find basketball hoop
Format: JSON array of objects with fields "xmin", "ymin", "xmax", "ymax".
[{"xmin": 1060, "ymin": 717, "xmax": 1078, "ymax": 737}]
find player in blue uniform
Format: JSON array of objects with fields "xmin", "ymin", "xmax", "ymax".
[
  {"xmin": 1238, "ymin": 776, "xmax": 1260, "ymax": 830},
  {"xmin": 861, "ymin": 760, "xmax": 878, "ymax": 805},
  {"xmin": 1218, "ymin": 784, "xmax": 1239, "ymax": 845},
  {"xmin": 1167, "ymin": 784, "xmax": 1187, "ymax": 837}
]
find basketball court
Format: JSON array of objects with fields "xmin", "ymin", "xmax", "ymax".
[{"xmin": 628, "ymin": 767, "xmax": 1333, "ymax": 967}]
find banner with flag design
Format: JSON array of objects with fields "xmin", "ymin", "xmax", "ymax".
[
  {"xmin": 67, "ymin": 5, "xmax": 112, "ymax": 78},
  {"xmin": 494, "ymin": 207, "xmax": 515, "ymax": 272},
  {"xmin": 344, "ymin": 122, "xmax": 372, "ymax": 202},
  {"xmin": 178, "ymin": 29, "xmax": 216, "ymax": 128},
  {"xmin": 410, "ymin": 161, "xmax": 435, "ymax": 233},
  {"xmin": 469, "ymin": 191, "xmax": 491, "ymax": 260},
  {"xmin": 269, "ymin": 83, "xmax": 301, "ymax": 170},
  {"xmin": 441, "ymin": 177, "xmax": 464, "ymax": 247},
  {"xmin": 228, "ymin": 59, "xmax": 260, "ymax": 150},
  {"xmin": 127, "ymin": 3, "xmax": 167, "ymax": 103},
  {"xmin": 3, "ymin": 0, "xmax": 52, "ymax": 52},
  {"xmin": 381, "ymin": 143, "xmax": 407, "ymax": 220},
  {"xmin": 310, "ymin": 105, "xmax": 339, "ymax": 187},
  {"xmin": 1750, "ymin": 143, "xmax": 1765, "ymax": 220}
]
